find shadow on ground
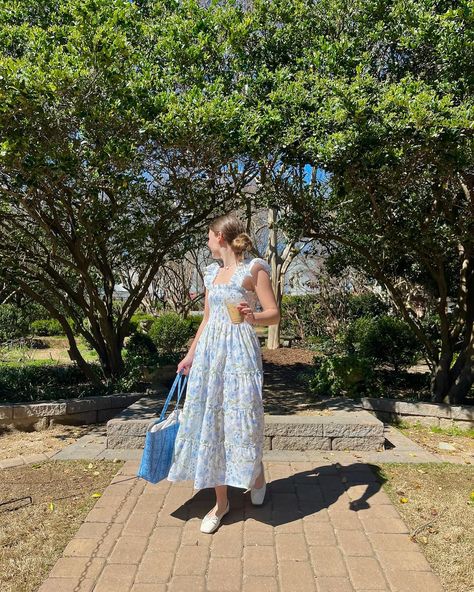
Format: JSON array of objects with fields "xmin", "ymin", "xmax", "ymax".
[{"xmin": 168, "ymin": 463, "xmax": 388, "ymax": 526}]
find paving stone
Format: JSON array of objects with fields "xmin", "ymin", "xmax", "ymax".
[
  {"xmin": 278, "ymin": 560, "xmax": 317, "ymax": 592},
  {"xmin": 180, "ymin": 519, "xmax": 213, "ymax": 547},
  {"xmin": 130, "ymin": 584, "xmax": 166, "ymax": 592},
  {"xmin": 303, "ymin": 521, "xmax": 337, "ymax": 546},
  {"xmin": 345, "ymin": 556, "xmax": 388, "ymax": 590},
  {"xmin": 275, "ymin": 532, "xmax": 309, "ymax": 561},
  {"xmin": 134, "ymin": 551, "xmax": 174, "ymax": 584},
  {"xmin": 0, "ymin": 457, "xmax": 25, "ymax": 468},
  {"xmin": 316, "ymin": 577, "xmax": 355, "ymax": 592},
  {"xmin": 242, "ymin": 575, "xmax": 279, "ymax": 592},
  {"xmin": 375, "ymin": 550, "xmax": 432, "ymax": 572},
  {"xmin": 95, "ymin": 448, "xmax": 143, "ymax": 460},
  {"xmin": 167, "ymin": 576, "xmax": 206, "ymax": 592},
  {"xmin": 328, "ymin": 510, "xmax": 363, "ymax": 531},
  {"xmin": 243, "ymin": 545, "xmax": 277, "ymax": 577},
  {"xmin": 95, "ymin": 524, "xmax": 124, "ymax": 557},
  {"xmin": 18, "ymin": 453, "xmax": 50, "ymax": 464},
  {"xmin": 346, "ymin": 485, "xmax": 393, "ymax": 505},
  {"xmin": 121, "ymin": 512, "xmax": 157, "ymax": 537},
  {"xmin": 210, "ymin": 527, "xmax": 243, "ymax": 556},
  {"xmin": 48, "ymin": 556, "xmax": 105, "ymax": 580},
  {"xmin": 353, "ymin": 504, "xmax": 401, "ymax": 519},
  {"xmin": 335, "ymin": 528, "xmax": 373, "ymax": 556},
  {"xmin": 75, "ymin": 521, "xmax": 110, "ymax": 539},
  {"xmin": 207, "ymin": 557, "xmax": 242, "ymax": 592},
  {"xmin": 108, "ymin": 536, "xmax": 148, "ymax": 564},
  {"xmin": 133, "ymin": 493, "xmax": 166, "ymax": 513},
  {"xmin": 37, "ymin": 578, "xmax": 95, "ymax": 592},
  {"xmin": 148, "ymin": 526, "xmax": 183, "ymax": 552},
  {"xmin": 94, "ymin": 563, "xmax": 137, "ymax": 591},
  {"xmin": 384, "ymin": 569, "xmax": 444, "ymax": 592},
  {"xmin": 243, "ymin": 524, "xmax": 274, "ymax": 546},
  {"xmin": 359, "ymin": 517, "xmax": 410, "ymax": 534},
  {"xmin": 62, "ymin": 538, "xmax": 101, "ymax": 557},
  {"xmin": 172, "ymin": 545, "xmax": 209, "ymax": 576},
  {"xmin": 309, "ymin": 546, "xmax": 348, "ymax": 577},
  {"xmin": 367, "ymin": 533, "xmax": 420, "ymax": 552}
]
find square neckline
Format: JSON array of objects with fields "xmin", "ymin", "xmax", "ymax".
[{"xmin": 211, "ymin": 261, "xmax": 246, "ymax": 287}]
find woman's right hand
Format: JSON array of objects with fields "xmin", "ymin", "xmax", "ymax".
[{"xmin": 177, "ymin": 353, "xmax": 194, "ymax": 376}]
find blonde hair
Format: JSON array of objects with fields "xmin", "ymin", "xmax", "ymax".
[{"xmin": 209, "ymin": 213, "xmax": 253, "ymax": 258}]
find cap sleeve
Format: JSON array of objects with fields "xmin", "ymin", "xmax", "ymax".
[
  {"xmin": 246, "ymin": 257, "xmax": 271, "ymax": 279},
  {"xmin": 203, "ymin": 262, "xmax": 220, "ymax": 289}
]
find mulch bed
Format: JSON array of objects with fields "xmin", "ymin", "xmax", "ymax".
[{"xmin": 261, "ymin": 346, "xmax": 322, "ymax": 414}]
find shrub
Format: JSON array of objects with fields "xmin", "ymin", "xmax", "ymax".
[
  {"xmin": 0, "ymin": 304, "xmax": 30, "ymax": 341},
  {"xmin": 30, "ymin": 319, "xmax": 64, "ymax": 336},
  {"xmin": 346, "ymin": 292, "xmax": 389, "ymax": 320},
  {"xmin": 187, "ymin": 314, "xmax": 204, "ymax": 332},
  {"xmin": 0, "ymin": 363, "xmax": 104, "ymax": 403},
  {"xmin": 125, "ymin": 331, "xmax": 157, "ymax": 362},
  {"xmin": 344, "ymin": 315, "xmax": 420, "ymax": 371},
  {"xmin": 308, "ymin": 353, "xmax": 377, "ymax": 398},
  {"xmin": 148, "ymin": 312, "xmax": 194, "ymax": 355},
  {"xmin": 281, "ymin": 294, "xmax": 327, "ymax": 342},
  {"xmin": 129, "ymin": 312, "xmax": 156, "ymax": 334}
]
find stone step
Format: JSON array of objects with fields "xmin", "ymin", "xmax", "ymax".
[{"xmin": 107, "ymin": 396, "xmax": 385, "ymax": 451}]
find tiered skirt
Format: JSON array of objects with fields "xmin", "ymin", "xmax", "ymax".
[{"xmin": 167, "ymin": 319, "xmax": 264, "ymax": 490}]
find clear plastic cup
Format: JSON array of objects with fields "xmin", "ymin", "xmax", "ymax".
[{"xmin": 224, "ymin": 295, "xmax": 245, "ymax": 324}]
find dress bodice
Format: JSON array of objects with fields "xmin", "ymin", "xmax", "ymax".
[{"xmin": 203, "ymin": 257, "xmax": 271, "ymax": 325}]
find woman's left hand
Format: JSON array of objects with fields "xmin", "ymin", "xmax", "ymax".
[{"xmin": 237, "ymin": 302, "xmax": 256, "ymax": 324}]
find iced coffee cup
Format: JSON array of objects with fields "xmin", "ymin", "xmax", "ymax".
[{"xmin": 225, "ymin": 296, "xmax": 245, "ymax": 324}]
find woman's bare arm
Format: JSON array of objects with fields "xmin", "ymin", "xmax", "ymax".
[{"xmin": 242, "ymin": 263, "xmax": 280, "ymax": 326}]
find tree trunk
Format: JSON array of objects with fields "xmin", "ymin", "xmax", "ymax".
[
  {"xmin": 267, "ymin": 281, "xmax": 283, "ymax": 349},
  {"xmin": 447, "ymin": 320, "xmax": 474, "ymax": 404},
  {"xmin": 266, "ymin": 207, "xmax": 281, "ymax": 350}
]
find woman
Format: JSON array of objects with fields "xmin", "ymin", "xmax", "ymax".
[{"xmin": 166, "ymin": 212, "xmax": 280, "ymax": 533}]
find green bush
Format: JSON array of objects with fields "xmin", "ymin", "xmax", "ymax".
[
  {"xmin": 148, "ymin": 312, "xmax": 194, "ymax": 355},
  {"xmin": 129, "ymin": 312, "xmax": 156, "ymax": 334},
  {"xmin": 187, "ymin": 314, "xmax": 204, "ymax": 332},
  {"xmin": 344, "ymin": 315, "xmax": 420, "ymax": 371},
  {"xmin": 346, "ymin": 293, "xmax": 389, "ymax": 320},
  {"xmin": 0, "ymin": 304, "xmax": 31, "ymax": 341},
  {"xmin": 308, "ymin": 353, "xmax": 377, "ymax": 398},
  {"xmin": 125, "ymin": 331, "xmax": 157, "ymax": 362},
  {"xmin": 281, "ymin": 294, "xmax": 327, "ymax": 342},
  {"xmin": 0, "ymin": 363, "xmax": 105, "ymax": 403},
  {"xmin": 30, "ymin": 319, "xmax": 64, "ymax": 336}
]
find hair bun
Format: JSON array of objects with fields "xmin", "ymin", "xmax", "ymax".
[{"xmin": 231, "ymin": 232, "xmax": 253, "ymax": 254}]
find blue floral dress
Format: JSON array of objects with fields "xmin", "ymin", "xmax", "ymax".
[{"xmin": 166, "ymin": 257, "xmax": 271, "ymax": 491}]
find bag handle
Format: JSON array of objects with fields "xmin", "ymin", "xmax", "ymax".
[{"xmin": 158, "ymin": 369, "xmax": 188, "ymax": 421}]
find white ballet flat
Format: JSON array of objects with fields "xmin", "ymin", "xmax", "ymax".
[
  {"xmin": 200, "ymin": 500, "xmax": 230, "ymax": 534},
  {"xmin": 250, "ymin": 464, "xmax": 267, "ymax": 505}
]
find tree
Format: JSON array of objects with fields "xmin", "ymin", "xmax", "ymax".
[
  {"xmin": 0, "ymin": 0, "xmax": 254, "ymax": 380},
  {"xmin": 256, "ymin": 0, "xmax": 474, "ymax": 403}
]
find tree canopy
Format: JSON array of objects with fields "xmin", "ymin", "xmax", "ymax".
[{"xmin": 1, "ymin": 0, "xmax": 473, "ymax": 402}]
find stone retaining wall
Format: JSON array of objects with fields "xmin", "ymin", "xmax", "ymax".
[
  {"xmin": 264, "ymin": 413, "xmax": 385, "ymax": 451},
  {"xmin": 359, "ymin": 397, "xmax": 473, "ymax": 429},
  {"xmin": 0, "ymin": 393, "xmax": 146, "ymax": 430},
  {"xmin": 107, "ymin": 399, "xmax": 385, "ymax": 451}
]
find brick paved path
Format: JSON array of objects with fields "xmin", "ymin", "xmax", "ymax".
[{"xmin": 38, "ymin": 458, "xmax": 444, "ymax": 592}]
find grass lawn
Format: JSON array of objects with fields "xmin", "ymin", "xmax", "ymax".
[
  {"xmin": 0, "ymin": 459, "xmax": 125, "ymax": 592},
  {"xmin": 0, "ymin": 336, "xmax": 98, "ymax": 366},
  {"xmin": 395, "ymin": 420, "xmax": 474, "ymax": 462},
  {"xmin": 377, "ymin": 462, "xmax": 474, "ymax": 592}
]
